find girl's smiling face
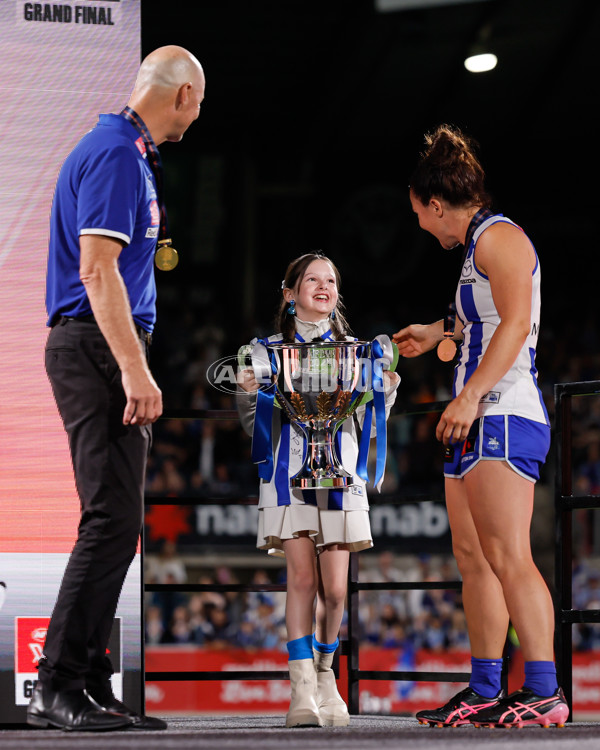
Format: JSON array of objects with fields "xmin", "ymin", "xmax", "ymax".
[{"xmin": 286, "ymin": 258, "xmax": 339, "ymax": 322}]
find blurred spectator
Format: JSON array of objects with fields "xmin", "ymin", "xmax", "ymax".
[
  {"xmin": 196, "ymin": 573, "xmax": 227, "ymax": 611},
  {"xmin": 204, "ymin": 606, "xmax": 236, "ymax": 648},
  {"xmin": 145, "ymin": 605, "xmax": 165, "ymax": 645},
  {"xmin": 145, "ymin": 540, "xmax": 187, "ymax": 585},
  {"xmin": 421, "ymin": 614, "xmax": 448, "ymax": 652},
  {"xmin": 148, "ymin": 572, "xmax": 187, "ymax": 635},
  {"xmin": 162, "ymin": 605, "xmax": 193, "ymax": 644},
  {"xmin": 446, "ymin": 609, "xmax": 470, "ymax": 651}
]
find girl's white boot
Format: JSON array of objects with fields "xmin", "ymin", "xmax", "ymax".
[
  {"xmin": 313, "ymin": 648, "xmax": 350, "ymax": 726},
  {"xmin": 286, "ymin": 658, "xmax": 322, "ymax": 728}
]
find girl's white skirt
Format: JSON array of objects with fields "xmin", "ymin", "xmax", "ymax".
[{"xmin": 257, "ymin": 504, "xmax": 373, "ymax": 557}]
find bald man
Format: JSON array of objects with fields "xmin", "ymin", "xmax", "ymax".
[{"xmin": 29, "ymin": 47, "xmax": 205, "ymax": 732}]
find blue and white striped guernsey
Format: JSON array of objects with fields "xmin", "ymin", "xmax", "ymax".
[{"xmin": 453, "ymin": 215, "xmax": 549, "ymax": 426}]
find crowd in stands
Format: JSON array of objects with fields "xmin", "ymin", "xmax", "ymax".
[
  {"xmin": 144, "ymin": 549, "xmax": 470, "ymax": 653},
  {"xmin": 144, "ymin": 545, "xmax": 600, "ymax": 654}
]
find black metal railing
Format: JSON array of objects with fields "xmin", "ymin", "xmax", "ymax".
[
  {"xmin": 144, "ymin": 380, "xmax": 600, "ymax": 717},
  {"xmin": 554, "ymin": 380, "xmax": 600, "ymax": 720}
]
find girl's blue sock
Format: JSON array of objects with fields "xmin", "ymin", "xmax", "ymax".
[
  {"xmin": 523, "ymin": 661, "xmax": 558, "ymax": 697},
  {"xmin": 312, "ymin": 634, "xmax": 339, "ymax": 654},
  {"xmin": 287, "ymin": 635, "xmax": 313, "ymax": 661},
  {"xmin": 469, "ymin": 657, "xmax": 503, "ymax": 699}
]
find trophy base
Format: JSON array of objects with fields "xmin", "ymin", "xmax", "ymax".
[{"xmin": 290, "ymin": 474, "xmax": 355, "ymax": 489}]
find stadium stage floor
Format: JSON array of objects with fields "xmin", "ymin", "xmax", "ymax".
[{"xmin": 1, "ymin": 714, "xmax": 599, "ymax": 750}]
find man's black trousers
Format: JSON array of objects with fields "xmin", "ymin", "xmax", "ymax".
[{"xmin": 40, "ymin": 317, "xmax": 150, "ymax": 692}]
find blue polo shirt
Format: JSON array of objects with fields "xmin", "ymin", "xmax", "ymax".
[{"xmin": 46, "ymin": 114, "xmax": 159, "ymax": 331}]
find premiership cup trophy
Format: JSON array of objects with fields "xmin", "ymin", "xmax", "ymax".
[{"xmin": 250, "ymin": 337, "xmax": 393, "ymax": 489}]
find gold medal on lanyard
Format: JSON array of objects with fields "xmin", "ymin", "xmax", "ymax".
[{"xmin": 155, "ymin": 239, "xmax": 179, "ymax": 271}]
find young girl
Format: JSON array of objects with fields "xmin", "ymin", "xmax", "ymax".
[{"xmin": 237, "ymin": 253, "xmax": 399, "ymax": 728}]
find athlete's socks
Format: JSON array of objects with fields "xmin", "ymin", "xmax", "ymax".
[
  {"xmin": 469, "ymin": 657, "xmax": 503, "ymax": 699},
  {"xmin": 287, "ymin": 635, "xmax": 313, "ymax": 661},
  {"xmin": 523, "ymin": 661, "xmax": 558, "ymax": 697},
  {"xmin": 312, "ymin": 634, "xmax": 339, "ymax": 654}
]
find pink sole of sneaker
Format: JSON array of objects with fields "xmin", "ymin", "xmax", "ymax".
[{"xmin": 474, "ymin": 703, "xmax": 570, "ymax": 729}]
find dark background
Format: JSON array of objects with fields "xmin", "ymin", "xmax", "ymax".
[{"xmin": 141, "ymin": 0, "xmax": 599, "ymax": 409}]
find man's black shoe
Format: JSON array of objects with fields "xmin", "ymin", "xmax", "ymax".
[
  {"xmin": 87, "ymin": 690, "xmax": 167, "ymax": 730},
  {"xmin": 27, "ymin": 683, "xmax": 132, "ymax": 731}
]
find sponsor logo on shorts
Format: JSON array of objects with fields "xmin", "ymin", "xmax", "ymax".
[
  {"xmin": 488, "ymin": 437, "xmax": 500, "ymax": 451},
  {"xmin": 462, "ymin": 437, "xmax": 476, "ymax": 454}
]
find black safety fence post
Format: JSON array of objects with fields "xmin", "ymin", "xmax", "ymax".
[
  {"xmin": 554, "ymin": 380, "xmax": 600, "ymax": 723},
  {"xmin": 346, "ymin": 551, "xmax": 360, "ymax": 714},
  {"xmin": 554, "ymin": 382, "xmax": 573, "ymax": 716}
]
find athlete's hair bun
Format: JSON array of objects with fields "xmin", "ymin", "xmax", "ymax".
[{"xmin": 410, "ymin": 124, "xmax": 492, "ymax": 209}]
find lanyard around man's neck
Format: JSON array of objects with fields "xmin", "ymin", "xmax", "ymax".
[{"xmin": 120, "ymin": 106, "xmax": 178, "ymax": 269}]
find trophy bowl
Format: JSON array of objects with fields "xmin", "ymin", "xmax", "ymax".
[{"xmin": 252, "ymin": 340, "xmax": 371, "ymax": 488}]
